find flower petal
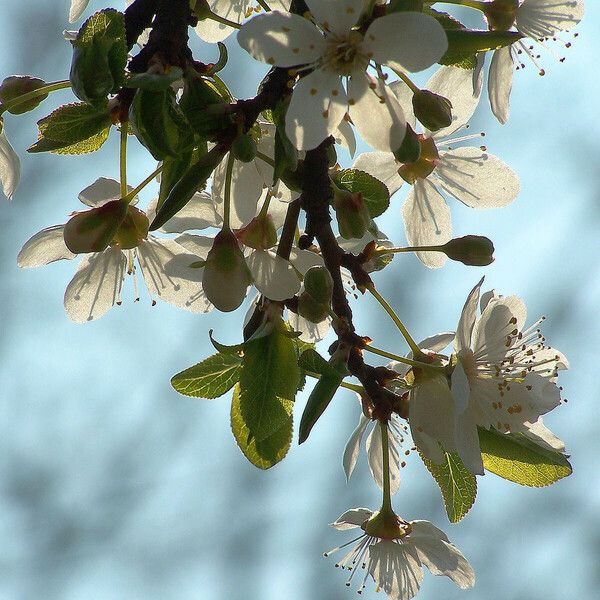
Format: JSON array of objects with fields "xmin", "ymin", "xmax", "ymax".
[
  {"xmin": 342, "ymin": 413, "xmax": 370, "ymax": 481},
  {"xmin": 435, "ymin": 147, "xmax": 520, "ymax": 209},
  {"xmin": 409, "ymin": 521, "xmax": 476, "ymax": 589},
  {"xmin": 417, "ymin": 332, "xmax": 455, "ymax": 353},
  {"xmin": 334, "ymin": 117, "xmax": 356, "ymax": 158},
  {"xmin": 288, "ymin": 312, "xmax": 331, "ymax": 343},
  {"xmin": 402, "ymin": 179, "xmax": 451, "ymax": 269},
  {"xmin": 451, "ymin": 360, "xmax": 471, "ymax": 415},
  {"xmin": 247, "ymin": 250, "xmax": 301, "ymax": 301},
  {"xmin": 148, "ymin": 192, "xmax": 221, "ymax": 233},
  {"xmin": 516, "ymin": 0, "xmax": 584, "ymax": 38},
  {"xmin": 18, "ymin": 225, "xmax": 77, "ymax": 267},
  {"xmin": 366, "ymin": 422, "xmax": 401, "ymax": 495},
  {"xmin": 455, "ymin": 277, "xmax": 484, "ymax": 352},
  {"xmin": 330, "ymin": 507, "xmax": 373, "ymax": 530},
  {"xmin": 174, "ymin": 233, "xmax": 214, "ymax": 260},
  {"xmin": 137, "ymin": 238, "xmax": 211, "ymax": 313},
  {"xmin": 286, "ymin": 68, "xmax": 347, "ymax": 151},
  {"xmin": 364, "ymin": 12, "xmax": 448, "ymax": 72},
  {"xmin": 194, "ymin": 0, "xmax": 248, "ymax": 43},
  {"xmin": 78, "ymin": 177, "xmax": 124, "ymax": 207},
  {"xmin": 69, "ymin": 0, "xmax": 90, "ymax": 22},
  {"xmin": 388, "ymin": 80, "xmax": 417, "ymax": 130},
  {"xmin": 348, "ymin": 74, "xmax": 406, "ymax": 151},
  {"xmin": 454, "ymin": 406, "xmax": 484, "ymax": 475},
  {"xmin": 237, "ymin": 11, "xmax": 325, "ymax": 67},
  {"xmin": 289, "ymin": 247, "xmax": 324, "ymax": 274},
  {"xmin": 0, "ymin": 130, "xmax": 21, "ymax": 200},
  {"xmin": 488, "ymin": 47, "xmax": 513, "ymax": 124},
  {"xmin": 64, "ymin": 248, "xmax": 126, "ymax": 323},
  {"xmin": 524, "ymin": 418, "xmax": 566, "ymax": 453},
  {"xmin": 306, "ymin": 0, "xmax": 364, "ymax": 35},
  {"xmin": 352, "ymin": 151, "xmax": 403, "ymax": 196}
]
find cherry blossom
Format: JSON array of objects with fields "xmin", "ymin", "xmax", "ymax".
[{"xmin": 0, "ymin": 128, "xmax": 20, "ymax": 200}]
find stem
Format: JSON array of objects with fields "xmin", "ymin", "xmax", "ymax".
[
  {"xmin": 373, "ymin": 244, "xmax": 445, "ymax": 256},
  {"xmin": 380, "ymin": 422, "xmax": 392, "ymax": 512},
  {"xmin": 276, "ymin": 198, "xmax": 300, "ymax": 259},
  {"xmin": 429, "ymin": 0, "xmax": 487, "ymax": 10},
  {"xmin": 363, "ymin": 344, "xmax": 442, "ymax": 371},
  {"xmin": 367, "ymin": 285, "xmax": 422, "ymax": 358},
  {"xmin": 223, "ymin": 152, "xmax": 235, "ymax": 229},
  {"xmin": 256, "ymin": 0, "xmax": 272, "ymax": 11},
  {"xmin": 393, "ymin": 70, "xmax": 419, "ymax": 94},
  {"xmin": 119, "ymin": 122, "xmax": 129, "ymax": 198},
  {"xmin": 205, "ymin": 11, "xmax": 242, "ymax": 30},
  {"xmin": 255, "ymin": 150, "xmax": 275, "ymax": 168},
  {"xmin": 0, "ymin": 80, "xmax": 71, "ymax": 115},
  {"xmin": 123, "ymin": 164, "xmax": 163, "ymax": 203}
]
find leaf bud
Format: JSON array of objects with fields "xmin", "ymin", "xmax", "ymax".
[
  {"xmin": 412, "ymin": 89, "xmax": 453, "ymax": 132},
  {"xmin": 236, "ymin": 212, "xmax": 277, "ymax": 250},
  {"xmin": 441, "ymin": 235, "xmax": 495, "ymax": 266},
  {"xmin": 297, "ymin": 291, "xmax": 329, "ymax": 324},
  {"xmin": 231, "ymin": 133, "xmax": 257, "ymax": 163},
  {"xmin": 303, "ymin": 266, "xmax": 334, "ymax": 304},
  {"xmin": 63, "ymin": 200, "xmax": 128, "ymax": 254},
  {"xmin": 202, "ymin": 227, "xmax": 252, "ymax": 312},
  {"xmin": 332, "ymin": 186, "xmax": 371, "ymax": 240},
  {"xmin": 392, "ymin": 123, "xmax": 420, "ymax": 164},
  {"xmin": 0, "ymin": 76, "xmax": 48, "ymax": 115}
]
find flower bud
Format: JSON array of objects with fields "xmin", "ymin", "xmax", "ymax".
[
  {"xmin": 333, "ymin": 187, "xmax": 371, "ymax": 240},
  {"xmin": 236, "ymin": 212, "xmax": 277, "ymax": 250},
  {"xmin": 111, "ymin": 206, "xmax": 150, "ymax": 250},
  {"xmin": 412, "ymin": 89, "xmax": 453, "ymax": 132},
  {"xmin": 303, "ymin": 266, "xmax": 334, "ymax": 304},
  {"xmin": 202, "ymin": 228, "xmax": 252, "ymax": 312},
  {"xmin": 393, "ymin": 123, "xmax": 420, "ymax": 164},
  {"xmin": 442, "ymin": 235, "xmax": 495, "ymax": 266},
  {"xmin": 297, "ymin": 291, "xmax": 329, "ymax": 324},
  {"xmin": 63, "ymin": 200, "xmax": 128, "ymax": 254},
  {"xmin": 231, "ymin": 133, "xmax": 257, "ymax": 163},
  {"xmin": 0, "ymin": 76, "xmax": 48, "ymax": 115}
]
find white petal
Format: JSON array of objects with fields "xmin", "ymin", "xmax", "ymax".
[
  {"xmin": 306, "ymin": 0, "xmax": 364, "ymax": 35},
  {"xmin": 473, "ymin": 53, "xmax": 485, "ymax": 97},
  {"xmin": 523, "ymin": 418, "xmax": 566, "ymax": 453},
  {"xmin": 402, "ymin": 179, "xmax": 451, "ymax": 269},
  {"xmin": 352, "ymin": 151, "xmax": 403, "ymax": 196},
  {"xmin": 488, "ymin": 47, "xmax": 514, "ymax": 125},
  {"xmin": 368, "ymin": 540, "xmax": 423, "ymax": 599},
  {"xmin": 173, "ymin": 233, "xmax": 214, "ymax": 260},
  {"xmin": 150, "ymin": 192, "xmax": 221, "ymax": 233},
  {"xmin": 409, "ymin": 521, "xmax": 476, "ymax": 588},
  {"xmin": 64, "ymin": 249, "xmax": 126, "ymax": 323},
  {"xmin": 455, "ymin": 277, "xmax": 484, "ymax": 352},
  {"xmin": 364, "ymin": 12, "xmax": 448, "ymax": 72},
  {"xmin": 0, "ymin": 130, "xmax": 21, "ymax": 200},
  {"xmin": 348, "ymin": 74, "xmax": 406, "ymax": 152},
  {"xmin": 427, "ymin": 66, "xmax": 481, "ymax": 138},
  {"xmin": 330, "ymin": 507, "xmax": 373, "ymax": 530},
  {"xmin": 289, "ymin": 247, "xmax": 324, "ymax": 274},
  {"xmin": 237, "ymin": 11, "xmax": 325, "ymax": 67},
  {"xmin": 137, "ymin": 238, "xmax": 211, "ymax": 313},
  {"xmin": 342, "ymin": 413, "xmax": 370, "ymax": 481},
  {"xmin": 480, "ymin": 289, "xmax": 500, "ymax": 313},
  {"xmin": 451, "ymin": 361, "xmax": 471, "ymax": 415},
  {"xmin": 454, "ymin": 407, "xmax": 484, "ymax": 475},
  {"xmin": 69, "ymin": 0, "xmax": 90, "ymax": 22},
  {"xmin": 286, "ymin": 69, "xmax": 347, "ymax": 151},
  {"xmin": 516, "ymin": 0, "xmax": 584, "ymax": 38},
  {"xmin": 416, "ymin": 332, "xmax": 455, "ymax": 353},
  {"xmin": 247, "ymin": 250, "xmax": 301, "ymax": 301},
  {"xmin": 194, "ymin": 0, "xmax": 247, "ymax": 43},
  {"xmin": 289, "ymin": 312, "xmax": 331, "ymax": 343},
  {"xmin": 366, "ymin": 423, "xmax": 401, "ymax": 495},
  {"xmin": 388, "ymin": 79, "xmax": 417, "ymax": 130},
  {"xmin": 435, "ymin": 147, "xmax": 520, "ymax": 209},
  {"xmin": 78, "ymin": 177, "xmax": 124, "ymax": 207},
  {"xmin": 334, "ymin": 118, "xmax": 357, "ymax": 158},
  {"xmin": 18, "ymin": 225, "xmax": 76, "ymax": 267}
]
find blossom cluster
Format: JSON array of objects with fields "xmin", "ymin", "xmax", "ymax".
[{"xmin": 0, "ymin": 0, "xmax": 585, "ymax": 598}]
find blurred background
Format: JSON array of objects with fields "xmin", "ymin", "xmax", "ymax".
[{"xmin": 0, "ymin": 2, "xmax": 598, "ymax": 599}]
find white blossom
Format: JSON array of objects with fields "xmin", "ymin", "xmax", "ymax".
[
  {"xmin": 238, "ymin": 1, "xmax": 447, "ymax": 151},
  {"xmin": 0, "ymin": 129, "xmax": 20, "ymax": 200},
  {"xmin": 325, "ymin": 508, "xmax": 475, "ymax": 599},
  {"xmin": 69, "ymin": 0, "xmax": 90, "ymax": 23},
  {"xmin": 354, "ymin": 66, "xmax": 519, "ymax": 268}
]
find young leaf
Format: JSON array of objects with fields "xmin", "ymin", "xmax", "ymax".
[
  {"xmin": 171, "ymin": 353, "xmax": 242, "ymax": 399},
  {"xmin": 125, "ymin": 67, "xmax": 184, "ymax": 91},
  {"xmin": 299, "ymin": 349, "xmax": 339, "ymax": 378},
  {"xmin": 420, "ymin": 451, "xmax": 477, "ymax": 523},
  {"xmin": 231, "ymin": 384, "xmax": 293, "ymax": 470},
  {"xmin": 331, "ymin": 169, "xmax": 390, "ymax": 218},
  {"xmin": 179, "ymin": 76, "xmax": 231, "ymax": 137},
  {"xmin": 238, "ymin": 326, "xmax": 300, "ymax": 442},
  {"xmin": 479, "ymin": 427, "xmax": 572, "ymax": 487},
  {"xmin": 272, "ymin": 99, "xmax": 298, "ymax": 183},
  {"xmin": 298, "ymin": 370, "xmax": 342, "ymax": 444},
  {"xmin": 28, "ymin": 128, "xmax": 110, "ymax": 155},
  {"xmin": 208, "ymin": 329, "xmax": 245, "ymax": 355}
]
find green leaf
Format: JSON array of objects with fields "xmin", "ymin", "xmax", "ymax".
[
  {"xmin": 298, "ymin": 370, "xmax": 342, "ymax": 445},
  {"xmin": 70, "ymin": 9, "xmax": 127, "ymax": 104},
  {"xmin": 442, "ymin": 30, "xmax": 522, "ymax": 69},
  {"xmin": 171, "ymin": 353, "xmax": 242, "ymax": 399},
  {"xmin": 421, "ymin": 451, "xmax": 477, "ymax": 523},
  {"xmin": 208, "ymin": 329, "xmax": 245, "ymax": 355},
  {"xmin": 332, "ymin": 169, "xmax": 390, "ymax": 218},
  {"xmin": 158, "ymin": 151, "xmax": 194, "ymax": 210},
  {"xmin": 272, "ymin": 99, "xmax": 298, "ymax": 183},
  {"xmin": 206, "ymin": 42, "xmax": 228, "ymax": 75},
  {"xmin": 298, "ymin": 349, "xmax": 339, "ymax": 378},
  {"xmin": 125, "ymin": 67, "xmax": 184, "ymax": 90},
  {"xmin": 479, "ymin": 427, "xmax": 572, "ymax": 487},
  {"xmin": 238, "ymin": 326, "xmax": 300, "ymax": 442},
  {"xmin": 179, "ymin": 76, "xmax": 231, "ymax": 137},
  {"xmin": 231, "ymin": 384, "xmax": 293, "ymax": 469},
  {"xmin": 28, "ymin": 102, "xmax": 112, "ymax": 154}
]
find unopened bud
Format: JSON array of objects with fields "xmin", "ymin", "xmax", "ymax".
[
  {"xmin": 303, "ymin": 266, "xmax": 333, "ymax": 304},
  {"xmin": 0, "ymin": 76, "xmax": 48, "ymax": 115},
  {"xmin": 231, "ymin": 133, "xmax": 257, "ymax": 163},
  {"xmin": 63, "ymin": 200, "xmax": 128, "ymax": 254},
  {"xmin": 111, "ymin": 206, "xmax": 149, "ymax": 249},
  {"xmin": 412, "ymin": 89, "xmax": 453, "ymax": 132},
  {"xmin": 202, "ymin": 228, "xmax": 252, "ymax": 312},
  {"xmin": 393, "ymin": 123, "xmax": 420, "ymax": 164},
  {"xmin": 442, "ymin": 235, "xmax": 495, "ymax": 266},
  {"xmin": 333, "ymin": 186, "xmax": 371, "ymax": 240},
  {"xmin": 236, "ymin": 212, "xmax": 277, "ymax": 250},
  {"xmin": 297, "ymin": 291, "xmax": 329, "ymax": 324}
]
